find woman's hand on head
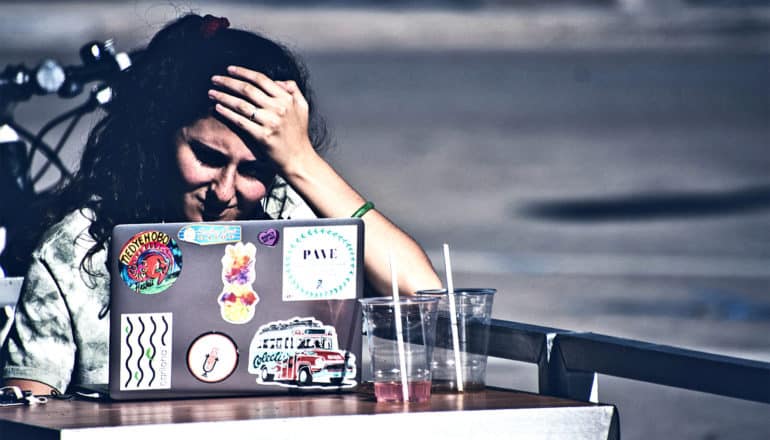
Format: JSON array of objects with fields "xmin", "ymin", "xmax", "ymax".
[
  {"xmin": 207, "ymin": 71, "xmax": 441, "ymax": 295},
  {"xmin": 208, "ymin": 65, "xmax": 317, "ymax": 176}
]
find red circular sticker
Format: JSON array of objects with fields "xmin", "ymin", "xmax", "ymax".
[{"xmin": 118, "ymin": 230, "xmax": 183, "ymax": 294}]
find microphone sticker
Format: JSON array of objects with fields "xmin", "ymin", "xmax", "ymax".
[{"xmin": 187, "ymin": 332, "xmax": 239, "ymax": 383}]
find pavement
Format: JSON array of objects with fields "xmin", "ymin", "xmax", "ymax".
[
  {"xmin": 0, "ymin": 1, "xmax": 769, "ymax": 53},
  {"xmin": 1, "ymin": 2, "xmax": 769, "ymax": 439}
]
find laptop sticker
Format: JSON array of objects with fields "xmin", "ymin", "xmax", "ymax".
[
  {"xmin": 247, "ymin": 317, "xmax": 357, "ymax": 388},
  {"xmin": 187, "ymin": 332, "xmax": 239, "ymax": 383},
  {"xmin": 282, "ymin": 225, "xmax": 358, "ymax": 301},
  {"xmin": 177, "ymin": 224, "xmax": 241, "ymax": 246},
  {"xmin": 120, "ymin": 313, "xmax": 173, "ymax": 391},
  {"xmin": 218, "ymin": 242, "xmax": 260, "ymax": 324},
  {"xmin": 118, "ymin": 230, "xmax": 182, "ymax": 294},
  {"xmin": 258, "ymin": 228, "xmax": 279, "ymax": 247}
]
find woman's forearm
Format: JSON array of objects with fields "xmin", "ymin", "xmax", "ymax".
[
  {"xmin": 281, "ymin": 150, "xmax": 442, "ymax": 296},
  {"xmin": 3, "ymin": 379, "xmax": 58, "ymax": 396}
]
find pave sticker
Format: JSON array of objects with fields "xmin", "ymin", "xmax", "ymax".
[
  {"xmin": 247, "ymin": 317, "xmax": 357, "ymax": 388},
  {"xmin": 257, "ymin": 228, "xmax": 279, "ymax": 247},
  {"xmin": 118, "ymin": 230, "xmax": 182, "ymax": 294},
  {"xmin": 178, "ymin": 224, "xmax": 241, "ymax": 246},
  {"xmin": 282, "ymin": 225, "xmax": 358, "ymax": 301},
  {"xmin": 120, "ymin": 313, "xmax": 172, "ymax": 391},
  {"xmin": 218, "ymin": 242, "xmax": 260, "ymax": 324},
  {"xmin": 187, "ymin": 332, "xmax": 239, "ymax": 383}
]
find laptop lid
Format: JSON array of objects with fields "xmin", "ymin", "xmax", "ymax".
[{"xmin": 108, "ymin": 218, "xmax": 364, "ymax": 400}]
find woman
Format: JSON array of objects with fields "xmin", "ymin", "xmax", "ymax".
[{"xmin": 1, "ymin": 14, "xmax": 441, "ymax": 395}]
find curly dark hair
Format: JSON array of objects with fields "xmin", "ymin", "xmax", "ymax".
[{"xmin": 4, "ymin": 14, "xmax": 329, "ymax": 276}]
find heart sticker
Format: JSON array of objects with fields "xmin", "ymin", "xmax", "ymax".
[{"xmin": 258, "ymin": 228, "xmax": 279, "ymax": 247}]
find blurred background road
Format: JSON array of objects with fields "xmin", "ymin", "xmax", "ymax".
[{"xmin": 1, "ymin": 1, "xmax": 769, "ymax": 438}]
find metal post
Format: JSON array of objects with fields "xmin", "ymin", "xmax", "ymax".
[{"xmin": 539, "ymin": 332, "xmax": 599, "ymax": 403}]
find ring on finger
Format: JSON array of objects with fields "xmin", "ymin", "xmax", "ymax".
[{"xmin": 249, "ymin": 111, "xmax": 257, "ymax": 122}]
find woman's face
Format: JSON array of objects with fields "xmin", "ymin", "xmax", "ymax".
[{"xmin": 175, "ymin": 116, "xmax": 274, "ymax": 221}]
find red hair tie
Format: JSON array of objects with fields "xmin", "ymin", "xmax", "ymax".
[{"xmin": 200, "ymin": 15, "xmax": 230, "ymax": 39}]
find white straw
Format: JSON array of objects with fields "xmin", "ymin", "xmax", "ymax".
[
  {"xmin": 443, "ymin": 243, "xmax": 464, "ymax": 392},
  {"xmin": 390, "ymin": 251, "xmax": 410, "ymax": 401}
]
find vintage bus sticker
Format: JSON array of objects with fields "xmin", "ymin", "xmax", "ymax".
[
  {"xmin": 218, "ymin": 242, "xmax": 260, "ymax": 324},
  {"xmin": 187, "ymin": 332, "xmax": 239, "ymax": 383},
  {"xmin": 282, "ymin": 225, "xmax": 358, "ymax": 301},
  {"xmin": 248, "ymin": 317, "xmax": 357, "ymax": 388},
  {"xmin": 258, "ymin": 228, "xmax": 279, "ymax": 247},
  {"xmin": 120, "ymin": 313, "xmax": 172, "ymax": 391},
  {"xmin": 177, "ymin": 224, "xmax": 241, "ymax": 246},
  {"xmin": 118, "ymin": 230, "xmax": 182, "ymax": 294}
]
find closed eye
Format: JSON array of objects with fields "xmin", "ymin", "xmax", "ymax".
[
  {"xmin": 189, "ymin": 140, "xmax": 228, "ymax": 168},
  {"xmin": 238, "ymin": 161, "xmax": 274, "ymax": 181}
]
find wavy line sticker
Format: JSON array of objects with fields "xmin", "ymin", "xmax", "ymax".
[{"xmin": 120, "ymin": 313, "xmax": 172, "ymax": 391}]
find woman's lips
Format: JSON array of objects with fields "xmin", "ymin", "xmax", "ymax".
[
  {"xmin": 201, "ymin": 211, "xmax": 225, "ymax": 221},
  {"xmin": 201, "ymin": 205, "xmax": 237, "ymax": 221},
  {"xmin": 202, "ymin": 210, "xmax": 227, "ymax": 221}
]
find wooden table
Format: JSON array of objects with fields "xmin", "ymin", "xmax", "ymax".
[{"xmin": 0, "ymin": 387, "xmax": 618, "ymax": 440}]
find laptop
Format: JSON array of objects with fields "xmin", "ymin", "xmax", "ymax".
[{"xmin": 105, "ymin": 218, "xmax": 364, "ymax": 400}]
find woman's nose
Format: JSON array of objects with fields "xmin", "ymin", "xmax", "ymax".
[{"xmin": 210, "ymin": 167, "xmax": 236, "ymax": 203}]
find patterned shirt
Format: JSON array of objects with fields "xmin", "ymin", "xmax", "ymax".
[{"xmin": 0, "ymin": 178, "xmax": 313, "ymax": 392}]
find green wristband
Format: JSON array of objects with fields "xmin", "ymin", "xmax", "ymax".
[{"xmin": 351, "ymin": 201, "xmax": 375, "ymax": 218}]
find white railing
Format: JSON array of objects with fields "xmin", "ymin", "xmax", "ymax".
[{"xmin": 0, "ymin": 277, "xmax": 22, "ymax": 346}]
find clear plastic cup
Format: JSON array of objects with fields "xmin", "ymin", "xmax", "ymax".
[
  {"xmin": 359, "ymin": 296, "xmax": 439, "ymax": 402},
  {"xmin": 416, "ymin": 288, "xmax": 496, "ymax": 392}
]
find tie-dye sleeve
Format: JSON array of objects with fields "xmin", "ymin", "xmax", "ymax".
[{"xmin": 1, "ymin": 255, "xmax": 76, "ymax": 393}]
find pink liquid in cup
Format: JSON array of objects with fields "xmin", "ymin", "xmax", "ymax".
[{"xmin": 374, "ymin": 381, "xmax": 432, "ymax": 403}]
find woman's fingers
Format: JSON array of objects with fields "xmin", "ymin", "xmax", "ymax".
[
  {"xmin": 226, "ymin": 65, "xmax": 286, "ymax": 98},
  {"xmin": 213, "ymin": 103, "xmax": 275, "ymax": 139},
  {"xmin": 276, "ymin": 80, "xmax": 299, "ymax": 94},
  {"xmin": 207, "ymin": 89, "xmax": 256, "ymax": 120},
  {"xmin": 208, "ymin": 89, "xmax": 279, "ymax": 128},
  {"xmin": 276, "ymin": 79, "xmax": 309, "ymax": 113},
  {"xmin": 211, "ymin": 66, "xmax": 306, "ymax": 116},
  {"xmin": 211, "ymin": 75, "xmax": 279, "ymax": 112},
  {"xmin": 209, "ymin": 66, "xmax": 313, "ymax": 172}
]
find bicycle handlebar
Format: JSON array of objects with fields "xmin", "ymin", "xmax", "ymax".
[{"xmin": 0, "ymin": 40, "xmax": 133, "ymax": 104}]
